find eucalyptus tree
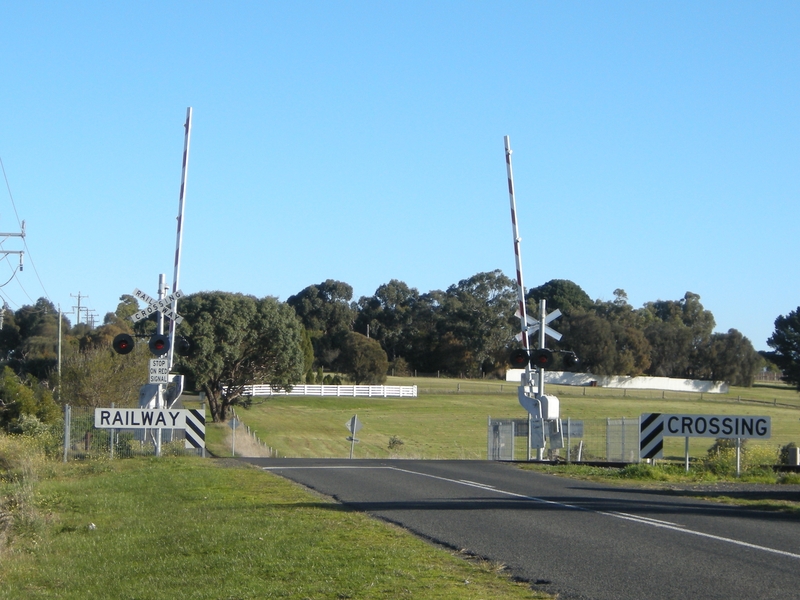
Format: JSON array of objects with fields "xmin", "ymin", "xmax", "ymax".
[
  {"xmin": 176, "ymin": 292, "xmax": 305, "ymax": 422},
  {"xmin": 768, "ymin": 307, "xmax": 800, "ymax": 390},
  {"xmin": 339, "ymin": 332, "xmax": 388, "ymax": 384},
  {"xmin": 354, "ymin": 279, "xmax": 419, "ymax": 362},
  {"xmin": 287, "ymin": 279, "xmax": 355, "ymax": 369}
]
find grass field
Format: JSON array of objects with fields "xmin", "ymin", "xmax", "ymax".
[
  {"xmin": 211, "ymin": 377, "xmax": 800, "ymax": 463},
  {"xmin": 0, "ymin": 444, "xmax": 548, "ymax": 600}
]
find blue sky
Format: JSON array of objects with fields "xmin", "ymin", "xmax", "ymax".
[{"xmin": 0, "ymin": 1, "xmax": 797, "ymax": 351}]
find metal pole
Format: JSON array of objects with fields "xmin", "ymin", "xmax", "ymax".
[
  {"xmin": 155, "ymin": 275, "xmax": 167, "ymax": 458},
  {"xmin": 538, "ymin": 299, "xmax": 547, "ymax": 398},
  {"xmin": 504, "ymin": 136, "xmax": 533, "ymax": 387},
  {"xmin": 57, "ymin": 305, "xmax": 62, "ymax": 402},
  {"xmin": 63, "ymin": 404, "xmax": 71, "ymax": 463},
  {"xmin": 168, "ymin": 107, "xmax": 192, "ymax": 369},
  {"xmin": 536, "ymin": 298, "xmax": 547, "ymax": 461},
  {"xmin": 110, "ymin": 402, "xmax": 115, "ymax": 460},
  {"xmin": 527, "ymin": 413, "xmax": 532, "ymax": 461},
  {"xmin": 232, "ymin": 415, "xmax": 237, "ymax": 457},
  {"xmin": 567, "ymin": 417, "xmax": 571, "ymax": 464},
  {"xmin": 736, "ymin": 438, "xmax": 741, "ymax": 477},
  {"xmin": 685, "ymin": 436, "xmax": 690, "ymax": 472},
  {"xmin": 349, "ymin": 415, "xmax": 357, "ymax": 460}
]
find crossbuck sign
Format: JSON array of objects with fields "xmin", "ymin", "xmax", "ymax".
[{"xmin": 130, "ymin": 288, "xmax": 184, "ymax": 324}]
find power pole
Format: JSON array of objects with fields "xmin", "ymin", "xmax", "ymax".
[
  {"xmin": 0, "ymin": 221, "xmax": 25, "ymax": 273},
  {"xmin": 71, "ymin": 292, "xmax": 88, "ymax": 326}
]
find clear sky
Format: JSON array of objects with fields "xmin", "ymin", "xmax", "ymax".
[{"xmin": 0, "ymin": 1, "xmax": 797, "ymax": 351}]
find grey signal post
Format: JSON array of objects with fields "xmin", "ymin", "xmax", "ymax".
[{"xmin": 129, "ymin": 278, "xmax": 185, "ymax": 457}]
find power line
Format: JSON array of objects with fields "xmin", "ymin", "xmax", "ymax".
[{"xmin": 0, "ymin": 155, "xmax": 52, "ymax": 302}]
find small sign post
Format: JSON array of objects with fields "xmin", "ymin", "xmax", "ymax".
[
  {"xmin": 230, "ymin": 415, "xmax": 240, "ymax": 457},
  {"xmin": 345, "ymin": 415, "xmax": 363, "ymax": 459}
]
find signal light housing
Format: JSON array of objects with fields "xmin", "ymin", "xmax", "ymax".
[
  {"xmin": 509, "ymin": 348, "xmax": 530, "ymax": 368},
  {"xmin": 530, "ymin": 348, "xmax": 554, "ymax": 369},
  {"xmin": 563, "ymin": 352, "xmax": 580, "ymax": 369},
  {"xmin": 148, "ymin": 334, "xmax": 170, "ymax": 356},
  {"xmin": 112, "ymin": 333, "xmax": 135, "ymax": 355},
  {"xmin": 175, "ymin": 336, "xmax": 191, "ymax": 356}
]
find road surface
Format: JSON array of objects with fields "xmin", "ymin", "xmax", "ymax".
[{"xmin": 241, "ymin": 458, "xmax": 800, "ymax": 600}]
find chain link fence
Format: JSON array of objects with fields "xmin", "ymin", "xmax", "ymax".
[{"xmin": 488, "ymin": 416, "xmax": 797, "ymax": 464}]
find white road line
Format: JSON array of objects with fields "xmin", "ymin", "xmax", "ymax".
[
  {"xmin": 264, "ymin": 465, "xmax": 800, "ymax": 560},
  {"xmin": 460, "ymin": 479, "xmax": 496, "ymax": 489},
  {"xmin": 391, "ymin": 467, "xmax": 800, "ymax": 560},
  {"xmin": 605, "ymin": 512, "xmax": 682, "ymax": 527}
]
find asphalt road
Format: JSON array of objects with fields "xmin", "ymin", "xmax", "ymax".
[{"xmin": 241, "ymin": 458, "xmax": 800, "ymax": 600}]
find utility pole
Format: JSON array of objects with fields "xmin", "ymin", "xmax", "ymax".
[
  {"xmin": 0, "ymin": 220, "xmax": 25, "ymax": 273},
  {"xmin": 71, "ymin": 292, "xmax": 87, "ymax": 326},
  {"xmin": 57, "ymin": 304, "xmax": 62, "ymax": 402}
]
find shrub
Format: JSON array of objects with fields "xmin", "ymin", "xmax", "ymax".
[
  {"xmin": 618, "ymin": 463, "xmax": 669, "ymax": 481},
  {"xmin": 779, "ymin": 442, "xmax": 798, "ymax": 465}
]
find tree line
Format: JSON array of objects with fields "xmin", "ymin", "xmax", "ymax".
[
  {"xmin": 0, "ymin": 270, "xmax": 797, "ymax": 427},
  {"xmin": 288, "ymin": 272, "xmax": 766, "ymax": 387}
]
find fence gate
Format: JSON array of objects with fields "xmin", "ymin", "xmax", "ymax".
[
  {"xmin": 606, "ymin": 417, "xmax": 640, "ymax": 462},
  {"xmin": 487, "ymin": 418, "xmax": 529, "ymax": 461}
]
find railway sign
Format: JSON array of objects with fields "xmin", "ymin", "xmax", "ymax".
[
  {"xmin": 130, "ymin": 288, "xmax": 184, "ymax": 324},
  {"xmin": 94, "ymin": 407, "xmax": 205, "ymax": 448}
]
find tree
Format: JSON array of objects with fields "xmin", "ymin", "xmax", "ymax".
[
  {"xmin": 527, "ymin": 279, "xmax": 593, "ymax": 315},
  {"xmin": 0, "ymin": 366, "xmax": 59, "ymax": 432},
  {"xmin": 643, "ymin": 292, "xmax": 715, "ymax": 378},
  {"xmin": 175, "ymin": 292, "xmax": 305, "ymax": 422},
  {"xmin": 2, "ymin": 298, "xmax": 67, "ymax": 381},
  {"xmin": 702, "ymin": 329, "xmax": 762, "ymax": 386},
  {"xmin": 438, "ymin": 270, "xmax": 517, "ymax": 377},
  {"xmin": 767, "ymin": 307, "xmax": 800, "ymax": 390},
  {"xmin": 287, "ymin": 280, "xmax": 355, "ymax": 369},
  {"xmin": 339, "ymin": 332, "xmax": 388, "ymax": 384},
  {"xmin": 60, "ymin": 342, "xmax": 148, "ymax": 408},
  {"xmin": 560, "ymin": 312, "xmax": 617, "ymax": 375},
  {"xmin": 354, "ymin": 280, "xmax": 419, "ymax": 362}
]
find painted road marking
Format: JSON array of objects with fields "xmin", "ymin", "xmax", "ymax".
[{"xmin": 262, "ymin": 465, "xmax": 800, "ymax": 560}]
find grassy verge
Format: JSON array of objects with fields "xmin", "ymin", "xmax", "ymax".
[
  {"xmin": 0, "ymin": 435, "xmax": 549, "ymax": 599},
  {"xmin": 517, "ymin": 462, "xmax": 800, "ymax": 515}
]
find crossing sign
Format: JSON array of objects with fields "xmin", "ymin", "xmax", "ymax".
[
  {"xmin": 516, "ymin": 308, "xmax": 562, "ymax": 342},
  {"xmin": 130, "ymin": 288, "xmax": 184, "ymax": 324}
]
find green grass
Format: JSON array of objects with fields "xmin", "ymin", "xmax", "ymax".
[
  {"xmin": 215, "ymin": 377, "xmax": 800, "ymax": 461},
  {"xmin": 0, "ymin": 448, "xmax": 548, "ymax": 599},
  {"xmin": 516, "ymin": 462, "xmax": 800, "ymax": 514}
]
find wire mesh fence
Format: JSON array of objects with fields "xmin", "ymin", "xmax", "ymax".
[
  {"xmin": 60, "ymin": 405, "xmax": 204, "ymax": 461},
  {"xmin": 488, "ymin": 416, "xmax": 798, "ymax": 465}
]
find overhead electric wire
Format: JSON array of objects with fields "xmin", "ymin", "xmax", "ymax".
[{"xmin": 0, "ymin": 155, "xmax": 52, "ymax": 303}]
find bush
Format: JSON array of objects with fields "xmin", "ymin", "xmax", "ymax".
[
  {"xmin": 703, "ymin": 438, "xmax": 778, "ymax": 476},
  {"xmin": 618, "ymin": 463, "xmax": 669, "ymax": 481},
  {"xmin": 779, "ymin": 442, "xmax": 798, "ymax": 465},
  {"xmin": 389, "ymin": 357, "xmax": 411, "ymax": 377}
]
